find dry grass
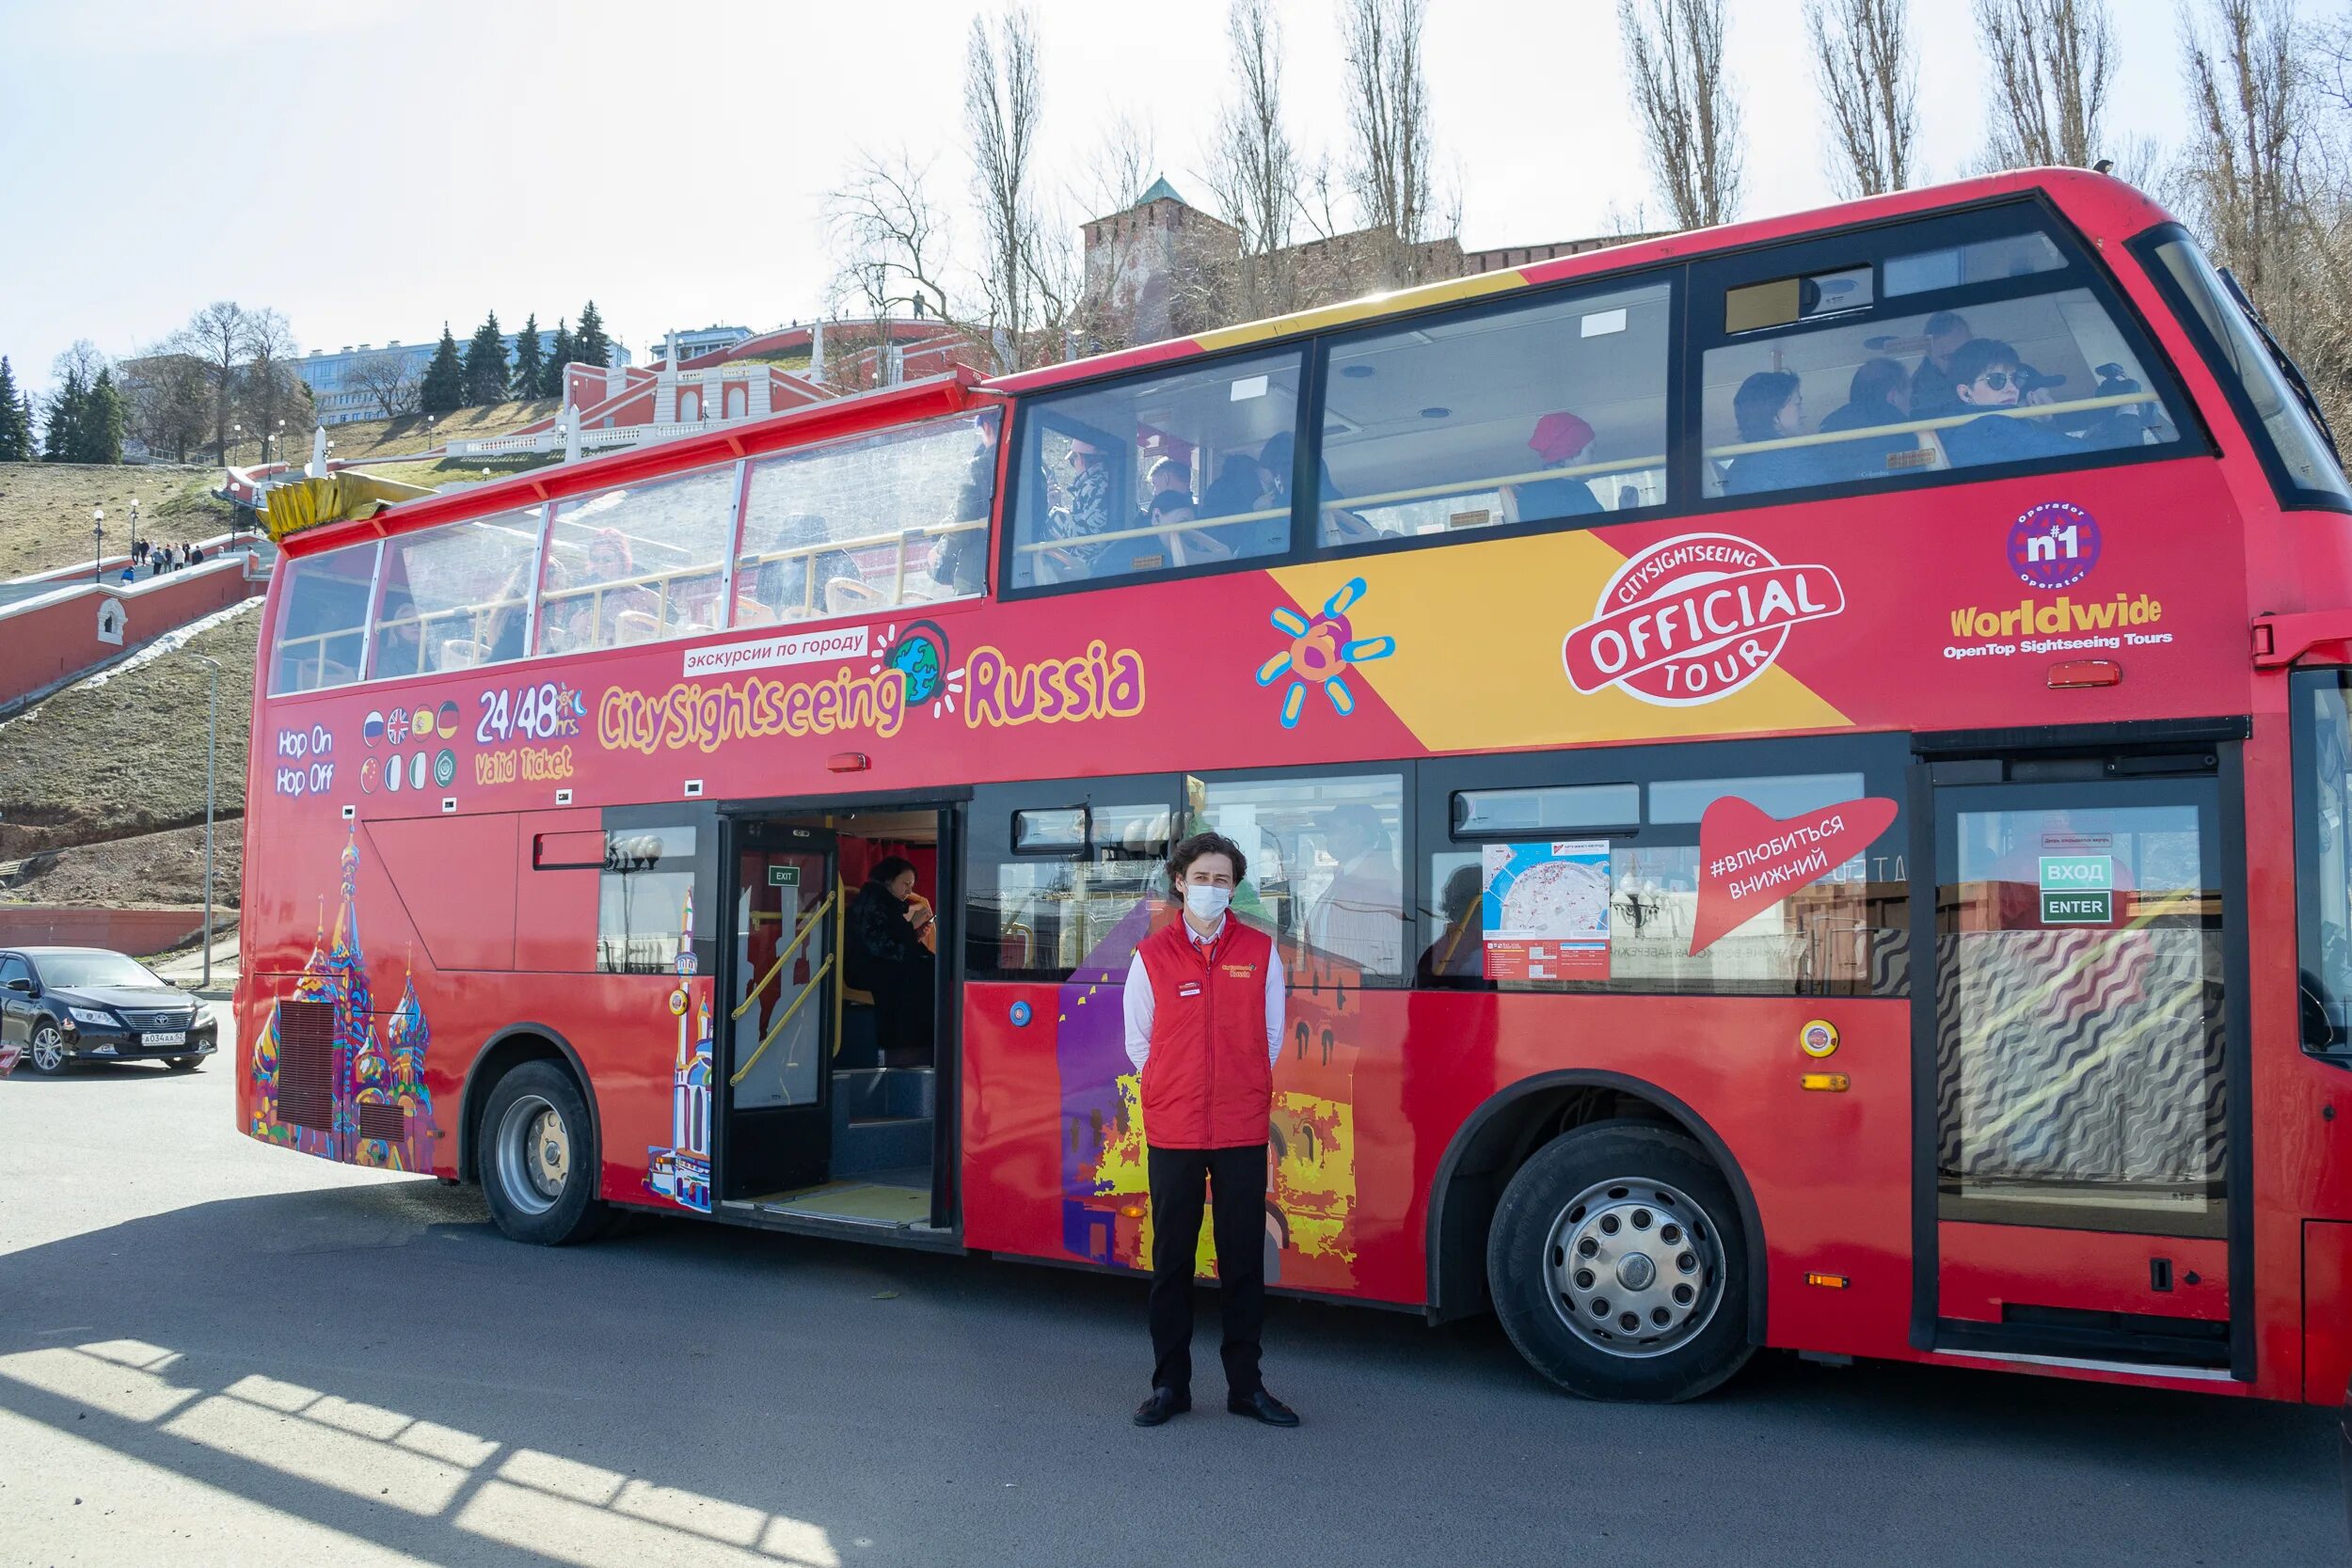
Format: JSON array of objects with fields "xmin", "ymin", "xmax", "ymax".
[
  {"xmin": 0, "ymin": 822, "xmax": 242, "ymax": 910},
  {"xmin": 0, "ymin": 465, "xmax": 230, "ymax": 580},
  {"xmin": 0, "ymin": 604, "xmax": 258, "ymax": 856},
  {"xmin": 323, "ymin": 398, "xmax": 559, "ymax": 460}
]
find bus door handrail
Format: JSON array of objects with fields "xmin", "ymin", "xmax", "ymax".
[
  {"xmin": 729, "ymin": 890, "xmax": 836, "ymax": 1022},
  {"xmin": 730, "ymin": 954, "xmax": 835, "ymax": 1089}
]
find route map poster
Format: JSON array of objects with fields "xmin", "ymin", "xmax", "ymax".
[{"xmin": 1482, "ymin": 840, "xmax": 1612, "ymax": 981}]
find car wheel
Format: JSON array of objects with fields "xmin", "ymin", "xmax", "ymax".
[
  {"xmin": 479, "ymin": 1060, "xmax": 611, "ymax": 1245},
  {"xmin": 1486, "ymin": 1119, "xmax": 1753, "ymax": 1402},
  {"xmin": 166, "ymin": 1055, "xmax": 204, "ymax": 1072},
  {"xmin": 25, "ymin": 1023, "xmax": 72, "ymax": 1076}
]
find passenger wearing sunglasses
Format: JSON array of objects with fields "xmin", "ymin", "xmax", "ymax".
[{"xmin": 1940, "ymin": 337, "xmax": 2133, "ymax": 469}]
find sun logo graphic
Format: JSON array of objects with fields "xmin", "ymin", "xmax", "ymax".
[
  {"xmin": 869, "ymin": 620, "xmax": 963, "ymax": 719},
  {"xmin": 1256, "ymin": 578, "xmax": 1395, "ymax": 728}
]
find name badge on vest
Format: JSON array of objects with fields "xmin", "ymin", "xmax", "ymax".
[{"xmin": 1177, "ymin": 981, "xmax": 1202, "ymax": 998}]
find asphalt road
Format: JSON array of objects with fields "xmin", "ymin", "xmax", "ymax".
[{"xmin": 0, "ymin": 1009, "xmax": 2342, "ymax": 1568}]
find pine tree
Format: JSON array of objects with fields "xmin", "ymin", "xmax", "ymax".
[
  {"xmin": 17, "ymin": 393, "xmax": 36, "ymax": 460},
  {"xmin": 543, "ymin": 318, "xmax": 576, "ymax": 399},
  {"xmin": 41, "ymin": 368, "xmax": 85, "ymax": 461},
  {"xmin": 461, "ymin": 310, "xmax": 508, "ymax": 406},
  {"xmin": 509, "ymin": 313, "xmax": 545, "ymax": 401},
  {"xmin": 575, "ymin": 300, "xmax": 611, "ymax": 372},
  {"xmin": 78, "ymin": 368, "xmax": 126, "ymax": 464},
  {"xmin": 419, "ymin": 325, "xmax": 467, "ymax": 415},
  {"xmin": 0, "ymin": 357, "xmax": 30, "ymax": 461}
]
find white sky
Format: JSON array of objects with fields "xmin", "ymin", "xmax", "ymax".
[{"xmin": 0, "ymin": 0, "xmax": 2201, "ymax": 399}]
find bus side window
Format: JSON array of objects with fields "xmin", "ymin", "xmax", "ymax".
[
  {"xmin": 372, "ymin": 505, "xmax": 544, "ymax": 677},
  {"xmin": 1702, "ymin": 220, "xmax": 2183, "ymax": 502},
  {"xmin": 270, "ymin": 540, "xmax": 380, "ymax": 695},
  {"xmin": 1008, "ymin": 351, "xmax": 1303, "ymax": 593},
  {"xmin": 538, "ymin": 466, "xmax": 738, "ymax": 656}
]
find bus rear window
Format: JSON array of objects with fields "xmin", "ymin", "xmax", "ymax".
[
  {"xmin": 270, "ymin": 540, "xmax": 380, "ymax": 695},
  {"xmin": 2150, "ymin": 234, "xmax": 2351, "ymax": 506},
  {"xmin": 2294, "ymin": 670, "xmax": 2352, "ymax": 1058}
]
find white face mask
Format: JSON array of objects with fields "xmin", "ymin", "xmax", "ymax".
[{"xmin": 1183, "ymin": 882, "xmax": 1232, "ymax": 923}]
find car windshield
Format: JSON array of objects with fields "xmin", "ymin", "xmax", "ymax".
[{"xmin": 38, "ymin": 952, "xmax": 167, "ymax": 990}]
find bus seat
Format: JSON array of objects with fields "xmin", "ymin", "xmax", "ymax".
[
  {"xmin": 440, "ymin": 639, "xmax": 484, "ymax": 669},
  {"xmin": 825, "ymin": 578, "xmax": 882, "ymax": 615},
  {"xmin": 613, "ymin": 610, "xmax": 660, "ymax": 644},
  {"xmin": 1915, "ymin": 429, "xmax": 1952, "ymax": 470}
]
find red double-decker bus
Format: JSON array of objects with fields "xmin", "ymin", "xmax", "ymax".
[{"xmin": 240, "ymin": 168, "xmax": 2352, "ymax": 1404}]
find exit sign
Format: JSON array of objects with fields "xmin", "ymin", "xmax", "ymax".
[{"xmin": 768, "ymin": 864, "xmax": 801, "ymax": 887}]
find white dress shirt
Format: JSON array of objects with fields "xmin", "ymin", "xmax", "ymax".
[{"xmin": 1120, "ymin": 912, "xmax": 1287, "ymax": 1073}]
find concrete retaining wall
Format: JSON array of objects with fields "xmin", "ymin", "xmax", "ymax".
[
  {"xmin": 0, "ymin": 552, "xmax": 262, "ymax": 712},
  {"xmin": 0, "ymin": 905, "xmax": 206, "ymax": 955}
]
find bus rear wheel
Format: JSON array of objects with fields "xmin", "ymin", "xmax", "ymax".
[
  {"xmin": 1486, "ymin": 1120, "xmax": 1752, "ymax": 1402},
  {"xmin": 479, "ymin": 1061, "xmax": 611, "ymax": 1245}
]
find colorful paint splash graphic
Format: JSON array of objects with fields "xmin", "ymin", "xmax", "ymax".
[
  {"xmin": 646, "ymin": 886, "xmax": 715, "ymax": 1213},
  {"xmin": 1256, "ymin": 578, "xmax": 1395, "ymax": 728}
]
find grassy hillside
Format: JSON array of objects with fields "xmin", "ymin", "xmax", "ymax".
[
  {"xmin": 0, "ymin": 823, "xmax": 242, "ymax": 910},
  {"xmin": 324, "ymin": 398, "xmax": 558, "ymax": 460},
  {"xmin": 0, "ymin": 465, "xmax": 229, "ymax": 579},
  {"xmin": 0, "ymin": 601, "xmax": 259, "ymax": 856}
]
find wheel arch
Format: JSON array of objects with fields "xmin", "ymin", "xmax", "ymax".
[
  {"xmin": 456, "ymin": 1023, "xmax": 600, "ymax": 1185},
  {"xmin": 1424, "ymin": 1069, "xmax": 1768, "ymax": 1344}
]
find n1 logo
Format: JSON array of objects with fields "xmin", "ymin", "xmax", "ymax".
[{"xmin": 2009, "ymin": 500, "xmax": 2102, "ymax": 591}]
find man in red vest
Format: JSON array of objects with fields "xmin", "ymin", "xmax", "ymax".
[{"xmin": 1122, "ymin": 831, "xmax": 1298, "ymax": 1428}]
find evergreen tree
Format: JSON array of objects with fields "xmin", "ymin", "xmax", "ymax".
[
  {"xmin": 509, "ymin": 313, "xmax": 545, "ymax": 401},
  {"xmin": 78, "ymin": 368, "xmax": 126, "ymax": 464},
  {"xmin": 543, "ymin": 317, "xmax": 576, "ymax": 399},
  {"xmin": 0, "ymin": 357, "xmax": 30, "ymax": 461},
  {"xmin": 461, "ymin": 310, "xmax": 508, "ymax": 406},
  {"xmin": 17, "ymin": 393, "xmax": 36, "ymax": 460},
  {"xmin": 41, "ymin": 368, "xmax": 85, "ymax": 461},
  {"xmin": 419, "ymin": 325, "xmax": 467, "ymax": 415},
  {"xmin": 575, "ymin": 300, "xmax": 611, "ymax": 372}
]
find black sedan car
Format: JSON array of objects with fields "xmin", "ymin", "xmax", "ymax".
[{"xmin": 0, "ymin": 946, "xmax": 216, "ymax": 1074}]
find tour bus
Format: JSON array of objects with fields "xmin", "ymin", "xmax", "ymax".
[{"xmin": 240, "ymin": 168, "xmax": 2352, "ymax": 1405}]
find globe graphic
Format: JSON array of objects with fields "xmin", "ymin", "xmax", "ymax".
[{"xmin": 889, "ymin": 635, "xmax": 945, "ymax": 704}]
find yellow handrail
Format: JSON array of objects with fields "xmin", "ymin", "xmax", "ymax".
[
  {"xmin": 1703, "ymin": 390, "xmax": 2159, "ymax": 459},
  {"xmin": 1012, "ymin": 505, "xmax": 1287, "ymax": 554},
  {"xmin": 832, "ymin": 876, "xmax": 849, "ymax": 1055},
  {"xmin": 730, "ymin": 955, "xmax": 834, "ymax": 1087},
  {"xmin": 729, "ymin": 891, "xmax": 834, "ymax": 1021}
]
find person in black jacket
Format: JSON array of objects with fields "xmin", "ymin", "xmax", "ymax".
[{"xmin": 846, "ymin": 856, "xmax": 936, "ymax": 1067}]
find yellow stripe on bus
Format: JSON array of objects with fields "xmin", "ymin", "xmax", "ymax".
[{"xmin": 1190, "ymin": 269, "xmax": 1535, "ymax": 355}]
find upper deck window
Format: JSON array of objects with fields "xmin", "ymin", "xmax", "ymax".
[
  {"xmin": 537, "ymin": 465, "xmax": 739, "ymax": 656},
  {"xmin": 270, "ymin": 539, "xmax": 380, "ymax": 695},
  {"xmin": 1701, "ymin": 215, "xmax": 2185, "ymax": 501},
  {"xmin": 1008, "ymin": 350, "xmax": 1302, "ymax": 591},
  {"xmin": 371, "ymin": 504, "xmax": 544, "ymax": 679},
  {"xmin": 2146, "ymin": 231, "xmax": 2351, "ymax": 507},
  {"xmin": 1314, "ymin": 277, "xmax": 1672, "ymax": 546},
  {"xmin": 736, "ymin": 409, "xmax": 998, "ymax": 624}
]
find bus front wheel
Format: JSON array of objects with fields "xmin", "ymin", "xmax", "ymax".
[
  {"xmin": 479, "ymin": 1060, "xmax": 611, "ymax": 1245},
  {"xmin": 1486, "ymin": 1120, "xmax": 1752, "ymax": 1402}
]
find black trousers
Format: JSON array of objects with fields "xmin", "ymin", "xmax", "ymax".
[{"xmin": 1146, "ymin": 1143, "xmax": 1267, "ymax": 1398}]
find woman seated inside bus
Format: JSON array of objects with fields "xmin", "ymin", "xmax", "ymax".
[
  {"xmin": 547, "ymin": 528, "xmax": 661, "ymax": 648},
  {"xmin": 1721, "ymin": 371, "xmax": 1844, "ymax": 496},
  {"xmin": 1816, "ymin": 358, "xmax": 1919, "ymax": 481},
  {"xmin": 1940, "ymin": 338, "xmax": 2140, "ymax": 469},
  {"xmin": 373, "ymin": 593, "xmax": 426, "ymax": 677},
  {"xmin": 1505, "ymin": 410, "xmax": 1608, "ymax": 523},
  {"xmin": 746, "ymin": 536, "xmax": 863, "ymax": 623},
  {"xmin": 1150, "ymin": 489, "xmax": 1233, "ymax": 566}
]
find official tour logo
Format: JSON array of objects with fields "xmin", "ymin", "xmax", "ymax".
[
  {"xmin": 1562, "ymin": 532, "xmax": 1845, "ymax": 706},
  {"xmin": 2008, "ymin": 500, "xmax": 2100, "ymax": 589}
]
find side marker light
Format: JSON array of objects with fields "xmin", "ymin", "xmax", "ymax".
[
  {"xmin": 1800, "ymin": 1072, "xmax": 1849, "ymax": 1092},
  {"xmin": 2047, "ymin": 658, "xmax": 2122, "ymax": 689},
  {"xmin": 1804, "ymin": 1272, "xmax": 1850, "ymax": 1290}
]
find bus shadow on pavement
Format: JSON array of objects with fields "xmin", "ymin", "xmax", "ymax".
[{"xmin": 0, "ymin": 1181, "xmax": 2339, "ymax": 1568}]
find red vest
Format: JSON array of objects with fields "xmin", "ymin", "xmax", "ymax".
[{"xmin": 1136, "ymin": 915, "xmax": 1276, "ymax": 1150}]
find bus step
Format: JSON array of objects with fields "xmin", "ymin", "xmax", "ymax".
[{"xmin": 835, "ymin": 1115, "xmax": 933, "ymax": 1173}]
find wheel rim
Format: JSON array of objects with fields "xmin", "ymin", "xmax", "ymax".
[
  {"xmin": 1543, "ymin": 1175, "xmax": 1727, "ymax": 1358},
  {"xmin": 494, "ymin": 1093, "xmax": 570, "ymax": 1216},
  {"xmin": 30, "ymin": 1028, "xmax": 65, "ymax": 1073}
]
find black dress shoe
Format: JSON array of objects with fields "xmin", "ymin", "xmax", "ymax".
[
  {"xmin": 1227, "ymin": 1389, "xmax": 1299, "ymax": 1426},
  {"xmin": 1133, "ymin": 1387, "xmax": 1191, "ymax": 1426}
]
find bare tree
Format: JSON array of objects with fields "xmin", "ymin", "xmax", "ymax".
[
  {"xmin": 826, "ymin": 148, "xmax": 961, "ymax": 327},
  {"xmin": 169, "ymin": 301, "xmax": 255, "ymax": 467},
  {"xmin": 239, "ymin": 308, "xmax": 303, "ymax": 464},
  {"xmin": 1339, "ymin": 0, "xmax": 1445, "ymax": 284},
  {"xmin": 1807, "ymin": 0, "xmax": 1916, "ymax": 198},
  {"xmin": 1077, "ymin": 110, "xmax": 1158, "ymax": 220},
  {"xmin": 1200, "ymin": 0, "xmax": 1303, "ymax": 319},
  {"xmin": 348, "ymin": 349, "xmax": 423, "ymax": 420},
  {"xmin": 2180, "ymin": 0, "xmax": 2299, "ymax": 295},
  {"xmin": 1973, "ymin": 0, "xmax": 2115, "ymax": 169},
  {"xmin": 965, "ymin": 4, "xmax": 1050, "ymax": 372},
  {"xmin": 1618, "ymin": 0, "xmax": 1743, "ymax": 230},
  {"xmin": 120, "ymin": 350, "xmax": 211, "ymax": 462}
]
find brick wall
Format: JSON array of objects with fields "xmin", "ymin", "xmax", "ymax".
[
  {"xmin": 0, "ymin": 905, "xmax": 205, "ymax": 956},
  {"xmin": 0, "ymin": 555, "xmax": 260, "ymax": 712}
]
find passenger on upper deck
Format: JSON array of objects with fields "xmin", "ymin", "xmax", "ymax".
[
  {"xmin": 374, "ymin": 595, "xmax": 425, "ymax": 677},
  {"xmin": 1940, "ymin": 338, "xmax": 2136, "ymax": 469},
  {"xmin": 1817, "ymin": 358, "xmax": 1916, "ymax": 481},
  {"xmin": 1039, "ymin": 436, "xmax": 1120, "ymax": 578},
  {"xmin": 1908, "ymin": 311, "xmax": 1974, "ymax": 420},
  {"xmin": 928, "ymin": 441, "xmax": 996, "ymax": 597},
  {"xmin": 1509, "ymin": 411, "xmax": 1606, "ymax": 522},
  {"xmin": 562, "ymin": 527, "xmax": 661, "ymax": 646},
  {"xmin": 1722, "ymin": 372, "xmax": 1838, "ymax": 495}
]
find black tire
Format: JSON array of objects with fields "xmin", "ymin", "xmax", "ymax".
[
  {"xmin": 1486, "ymin": 1119, "xmax": 1753, "ymax": 1402},
  {"xmin": 477, "ymin": 1059, "xmax": 612, "ymax": 1245},
  {"xmin": 165, "ymin": 1056, "xmax": 204, "ymax": 1072},
  {"xmin": 24, "ymin": 1022, "xmax": 72, "ymax": 1076}
]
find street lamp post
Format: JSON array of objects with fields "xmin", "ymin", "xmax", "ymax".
[
  {"xmin": 128, "ymin": 496, "xmax": 140, "ymax": 556},
  {"xmin": 91, "ymin": 504, "xmax": 103, "ymax": 583},
  {"xmin": 189, "ymin": 653, "xmax": 221, "ymax": 990}
]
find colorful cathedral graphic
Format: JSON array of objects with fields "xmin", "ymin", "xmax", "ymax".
[
  {"xmin": 647, "ymin": 886, "xmax": 715, "ymax": 1213},
  {"xmin": 249, "ymin": 832, "xmax": 437, "ymax": 1171}
]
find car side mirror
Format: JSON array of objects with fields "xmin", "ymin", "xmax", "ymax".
[{"xmin": 3, "ymin": 977, "xmax": 30, "ymax": 993}]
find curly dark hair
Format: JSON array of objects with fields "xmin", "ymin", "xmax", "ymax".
[{"xmin": 1167, "ymin": 830, "xmax": 1247, "ymax": 888}]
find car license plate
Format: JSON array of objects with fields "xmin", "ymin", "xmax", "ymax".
[{"xmin": 145, "ymin": 1031, "xmax": 186, "ymax": 1047}]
